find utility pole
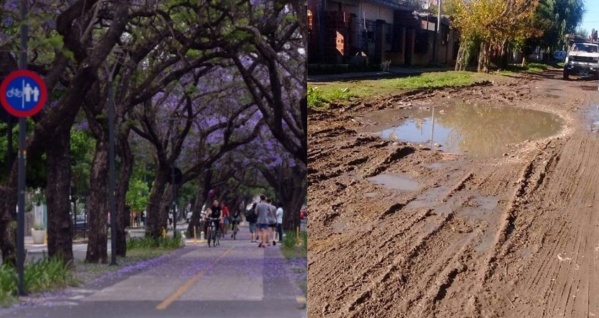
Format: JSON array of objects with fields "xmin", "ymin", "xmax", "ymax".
[
  {"xmin": 17, "ymin": 0, "xmax": 28, "ymax": 296},
  {"xmin": 107, "ymin": 65, "xmax": 117, "ymax": 266},
  {"xmin": 169, "ymin": 118, "xmax": 178, "ymax": 237},
  {"xmin": 436, "ymin": 0, "xmax": 442, "ymax": 65}
]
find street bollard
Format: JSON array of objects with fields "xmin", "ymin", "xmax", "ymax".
[
  {"xmin": 296, "ymin": 226, "xmax": 300, "ymax": 246},
  {"xmin": 200, "ymin": 231, "xmax": 205, "ymax": 242},
  {"xmin": 193, "ymin": 227, "xmax": 198, "ymax": 245},
  {"xmin": 161, "ymin": 227, "xmax": 166, "ymax": 239}
]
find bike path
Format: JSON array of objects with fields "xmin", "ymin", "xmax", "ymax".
[{"xmin": 1, "ymin": 227, "xmax": 306, "ymax": 318}]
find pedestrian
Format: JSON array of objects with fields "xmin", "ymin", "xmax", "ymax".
[
  {"xmin": 220, "ymin": 201, "xmax": 229, "ymax": 238},
  {"xmin": 276, "ymin": 203, "xmax": 284, "ymax": 243},
  {"xmin": 255, "ymin": 195, "xmax": 271, "ymax": 248},
  {"xmin": 266, "ymin": 199, "xmax": 277, "ymax": 246},
  {"xmin": 246, "ymin": 202, "xmax": 258, "ymax": 242}
]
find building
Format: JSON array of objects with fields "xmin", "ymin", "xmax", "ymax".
[{"xmin": 307, "ymin": 0, "xmax": 458, "ymax": 67}]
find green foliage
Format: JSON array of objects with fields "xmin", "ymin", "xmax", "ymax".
[
  {"xmin": 498, "ymin": 62, "xmax": 550, "ymax": 75},
  {"xmin": 307, "ymin": 87, "xmax": 326, "ymax": 108},
  {"xmin": 32, "ymin": 222, "xmax": 44, "ymax": 231},
  {"xmin": 126, "ymin": 234, "xmax": 184, "ymax": 250},
  {"xmin": 0, "ymin": 264, "xmax": 18, "ymax": 307},
  {"xmin": 0, "ymin": 258, "xmax": 77, "ymax": 306},
  {"xmin": 308, "ymin": 71, "xmax": 488, "ymax": 108},
  {"xmin": 126, "ymin": 178, "xmax": 150, "ymax": 212},
  {"xmin": 280, "ymin": 230, "xmax": 307, "ymax": 259},
  {"xmin": 24, "ymin": 258, "xmax": 78, "ymax": 294},
  {"xmin": 308, "ymin": 86, "xmax": 353, "ymax": 108},
  {"xmin": 518, "ymin": 0, "xmax": 585, "ymax": 54},
  {"xmin": 71, "ymin": 129, "xmax": 95, "ymax": 197}
]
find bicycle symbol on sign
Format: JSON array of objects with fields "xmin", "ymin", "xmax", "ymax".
[{"xmin": 6, "ymin": 87, "xmax": 22, "ymax": 98}]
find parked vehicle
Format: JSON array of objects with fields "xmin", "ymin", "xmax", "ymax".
[
  {"xmin": 563, "ymin": 41, "xmax": 599, "ymax": 80},
  {"xmin": 73, "ymin": 216, "xmax": 87, "ymax": 232}
]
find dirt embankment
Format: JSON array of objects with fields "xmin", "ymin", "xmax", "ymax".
[{"xmin": 308, "ymin": 71, "xmax": 599, "ymax": 317}]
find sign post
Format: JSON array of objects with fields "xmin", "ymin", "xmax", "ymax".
[{"xmin": 0, "ymin": 70, "xmax": 47, "ymax": 296}]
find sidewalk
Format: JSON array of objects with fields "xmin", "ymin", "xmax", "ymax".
[{"xmin": 308, "ymin": 65, "xmax": 454, "ymax": 82}]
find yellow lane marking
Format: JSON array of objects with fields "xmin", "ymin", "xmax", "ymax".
[
  {"xmin": 156, "ymin": 246, "xmax": 235, "ymax": 310},
  {"xmin": 296, "ymin": 296, "xmax": 306, "ymax": 304}
]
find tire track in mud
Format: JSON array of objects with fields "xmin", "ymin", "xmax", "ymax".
[
  {"xmin": 478, "ymin": 146, "xmax": 554, "ymax": 285},
  {"xmin": 338, "ymin": 171, "xmax": 479, "ymax": 317},
  {"xmin": 476, "ymin": 131, "xmax": 599, "ymax": 318},
  {"xmin": 458, "ymin": 144, "xmax": 561, "ymax": 316},
  {"xmin": 531, "ymin": 134, "xmax": 599, "ymax": 318},
  {"xmin": 318, "ymin": 207, "xmax": 432, "ymax": 312}
]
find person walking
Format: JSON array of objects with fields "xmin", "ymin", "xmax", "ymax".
[
  {"xmin": 266, "ymin": 199, "xmax": 277, "ymax": 246},
  {"xmin": 246, "ymin": 202, "xmax": 258, "ymax": 242},
  {"xmin": 220, "ymin": 201, "xmax": 229, "ymax": 238},
  {"xmin": 255, "ymin": 195, "xmax": 271, "ymax": 248},
  {"xmin": 276, "ymin": 203, "xmax": 284, "ymax": 243}
]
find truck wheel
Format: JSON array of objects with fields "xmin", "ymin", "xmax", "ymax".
[{"xmin": 563, "ymin": 70, "xmax": 569, "ymax": 80}]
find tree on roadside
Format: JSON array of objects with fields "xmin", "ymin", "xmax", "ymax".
[
  {"xmin": 447, "ymin": 0, "xmax": 540, "ymax": 72},
  {"xmin": 517, "ymin": 0, "xmax": 585, "ymax": 65},
  {"xmin": 225, "ymin": 1, "xmax": 307, "ymax": 166},
  {"xmin": 0, "ymin": 0, "xmax": 130, "ymax": 265}
]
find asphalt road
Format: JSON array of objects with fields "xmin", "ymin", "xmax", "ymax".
[{"xmin": 4, "ymin": 225, "xmax": 306, "ymax": 318}]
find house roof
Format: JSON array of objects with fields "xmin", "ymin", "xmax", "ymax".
[{"xmin": 414, "ymin": 12, "xmax": 451, "ymax": 26}]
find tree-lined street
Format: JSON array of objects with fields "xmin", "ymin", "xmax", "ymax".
[{"xmin": 0, "ymin": 0, "xmax": 307, "ymax": 308}]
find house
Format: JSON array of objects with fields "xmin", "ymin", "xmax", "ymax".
[{"xmin": 307, "ymin": 0, "xmax": 458, "ymax": 66}]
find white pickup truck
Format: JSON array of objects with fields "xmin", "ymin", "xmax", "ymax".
[{"xmin": 563, "ymin": 42, "xmax": 599, "ymax": 80}]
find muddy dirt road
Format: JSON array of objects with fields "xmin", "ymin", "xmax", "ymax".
[{"xmin": 308, "ymin": 70, "xmax": 599, "ymax": 317}]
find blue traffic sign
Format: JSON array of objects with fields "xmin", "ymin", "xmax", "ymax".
[{"xmin": 0, "ymin": 70, "xmax": 47, "ymax": 118}]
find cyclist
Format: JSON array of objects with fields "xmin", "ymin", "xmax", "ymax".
[
  {"xmin": 230, "ymin": 205, "xmax": 242, "ymax": 239},
  {"xmin": 203, "ymin": 205, "xmax": 221, "ymax": 244}
]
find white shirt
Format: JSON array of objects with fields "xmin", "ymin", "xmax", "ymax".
[{"xmin": 276, "ymin": 207, "xmax": 283, "ymax": 224}]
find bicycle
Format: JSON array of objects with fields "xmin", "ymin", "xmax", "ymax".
[
  {"xmin": 6, "ymin": 88, "xmax": 22, "ymax": 98},
  {"xmin": 206, "ymin": 218, "xmax": 220, "ymax": 247}
]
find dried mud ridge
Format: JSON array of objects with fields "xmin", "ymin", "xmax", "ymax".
[{"xmin": 308, "ymin": 73, "xmax": 599, "ymax": 317}]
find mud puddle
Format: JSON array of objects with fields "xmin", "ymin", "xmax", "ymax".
[
  {"xmin": 365, "ymin": 102, "xmax": 563, "ymax": 157},
  {"xmin": 367, "ymin": 173, "xmax": 420, "ymax": 191},
  {"xmin": 586, "ymin": 104, "xmax": 599, "ymax": 132}
]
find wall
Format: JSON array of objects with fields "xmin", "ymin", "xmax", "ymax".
[{"xmin": 361, "ymin": 2, "xmax": 393, "ymax": 23}]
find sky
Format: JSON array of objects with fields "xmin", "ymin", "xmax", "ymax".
[{"xmin": 580, "ymin": 0, "xmax": 599, "ymax": 34}]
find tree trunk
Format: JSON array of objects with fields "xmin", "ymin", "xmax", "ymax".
[
  {"xmin": 0, "ymin": 185, "xmax": 17, "ymax": 266},
  {"xmin": 116, "ymin": 129, "xmax": 133, "ymax": 256},
  {"xmin": 145, "ymin": 166, "xmax": 169, "ymax": 238},
  {"xmin": 186, "ymin": 173, "xmax": 210, "ymax": 238},
  {"xmin": 160, "ymin": 185, "xmax": 173, "ymax": 230},
  {"xmin": 45, "ymin": 130, "xmax": 74, "ymax": 262},
  {"xmin": 281, "ymin": 168, "xmax": 306, "ymax": 232},
  {"xmin": 500, "ymin": 40, "xmax": 509, "ymax": 69},
  {"xmin": 85, "ymin": 139, "xmax": 109, "ymax": 263},
  {"xmin": 478, "ymin": 42, "xmax": 490, "ymax": 73},
  {"xmin": 455, "ymin": 42, "xmax": 468, "ymax": 71}
]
